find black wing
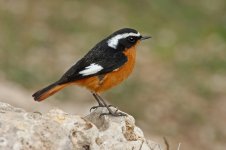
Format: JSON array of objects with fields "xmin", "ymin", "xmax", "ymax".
[{"xmin": 57, "ymin": 45, "xmax": 127, "ymax": 85}]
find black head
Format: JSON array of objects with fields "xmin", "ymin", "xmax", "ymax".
[{"xmin": 106, "ymin": 28, "xmax": 150, "ymax": 50}]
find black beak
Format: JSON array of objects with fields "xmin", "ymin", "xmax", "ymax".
[{"xmin": 141, "ymin": 36, "xmax": 151, "ymax": 41}]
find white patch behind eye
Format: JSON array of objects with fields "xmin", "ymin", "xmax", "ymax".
[
  {"xmin": 79, "ymin": 63, "xmax": 103, "ymax": 76},
  {"xmin": 107, "ymin": 32, "xmax": 140, "ymax": 49}
]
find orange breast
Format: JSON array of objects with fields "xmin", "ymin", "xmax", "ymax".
[{"xmin": 75, "ymin": 45, "xmax": 137, "ymax": 93}]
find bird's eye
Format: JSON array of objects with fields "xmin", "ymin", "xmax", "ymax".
[{"xmin": 128, "ymin": 37, "xmax": 135, "ymax": 43}]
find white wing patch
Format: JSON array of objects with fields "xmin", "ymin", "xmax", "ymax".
[
  {"xmin": 79, "ymin": 63, "xmax": 103, "ymax": 76},
  {"xmin": 107, "ymin": 32, "xmax": 141, "ymax": 49}
]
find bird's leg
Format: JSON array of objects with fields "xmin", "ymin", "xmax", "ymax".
[
  {"xmin": 90, "ymin": 92, "xmax": 104, "ymax": 111},
  {"xmin": 92, "ymin": 92, "xmax": 104, "ymax": 106},
  {"xmin": 90, "ymin": 92, "xmax": 113, "ymax": 111},
  {"xmin": 95, "ymin": 93, "xmax": 127, "ymax": 117}
]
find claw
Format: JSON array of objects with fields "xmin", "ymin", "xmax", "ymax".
[
  {"xmin": 90, "ymin": 105, "xmax": 116, "ymax": 112},
  {"xmin": 89, "ymin": 106, "xmax": 99, "ymax": 112},
  {"xmin": 99, "ymin": 111, "xmax": 127, "ymax": 117}
]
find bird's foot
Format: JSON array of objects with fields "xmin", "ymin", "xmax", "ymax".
[
  {"xmin": 90, "ymin": 104, "xmax": 115, "ymax": 112},
  {"xmin": 100, "ymin": 108, "xmax": 127, "ymax": 117}
]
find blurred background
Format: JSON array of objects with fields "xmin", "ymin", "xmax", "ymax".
[{"xmin": 0, "ymin": 0, "xmax": 226, "ymax": 149}]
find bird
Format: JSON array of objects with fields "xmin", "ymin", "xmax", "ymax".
[{"xmin": 32, "ymin": 28, "xmax": 150, "ymax": 116}]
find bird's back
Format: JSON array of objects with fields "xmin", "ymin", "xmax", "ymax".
[{"xmin": 75, "ymin": 44, "xmax": 136, "ymax": 93}]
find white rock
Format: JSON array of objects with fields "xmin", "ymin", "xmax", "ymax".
[{"xmin": 0, "ymin": 101, "xmax": 161, "ymax": 150}]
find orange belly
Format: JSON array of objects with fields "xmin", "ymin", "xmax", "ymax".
[{"xmin": 75, "ymin": 45, "xmax": 137, "ymax": 93}]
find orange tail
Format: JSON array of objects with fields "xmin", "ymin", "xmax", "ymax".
[{"xmin": 32, "ymin": 82, "xmax": 68, "ymax": 102}]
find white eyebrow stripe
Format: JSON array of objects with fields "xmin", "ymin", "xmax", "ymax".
[
  {"xmin": 107, "ymin": 32, "xmax": 141, "ymax": 49},
  {"xmin": 79, "ymin": 63, "xmax": 103, "ymax": 76}
]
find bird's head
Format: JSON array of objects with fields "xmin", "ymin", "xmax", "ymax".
[{"xmin": 106, "ymin": 28, "xmax": 151, "ymax": 50}]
